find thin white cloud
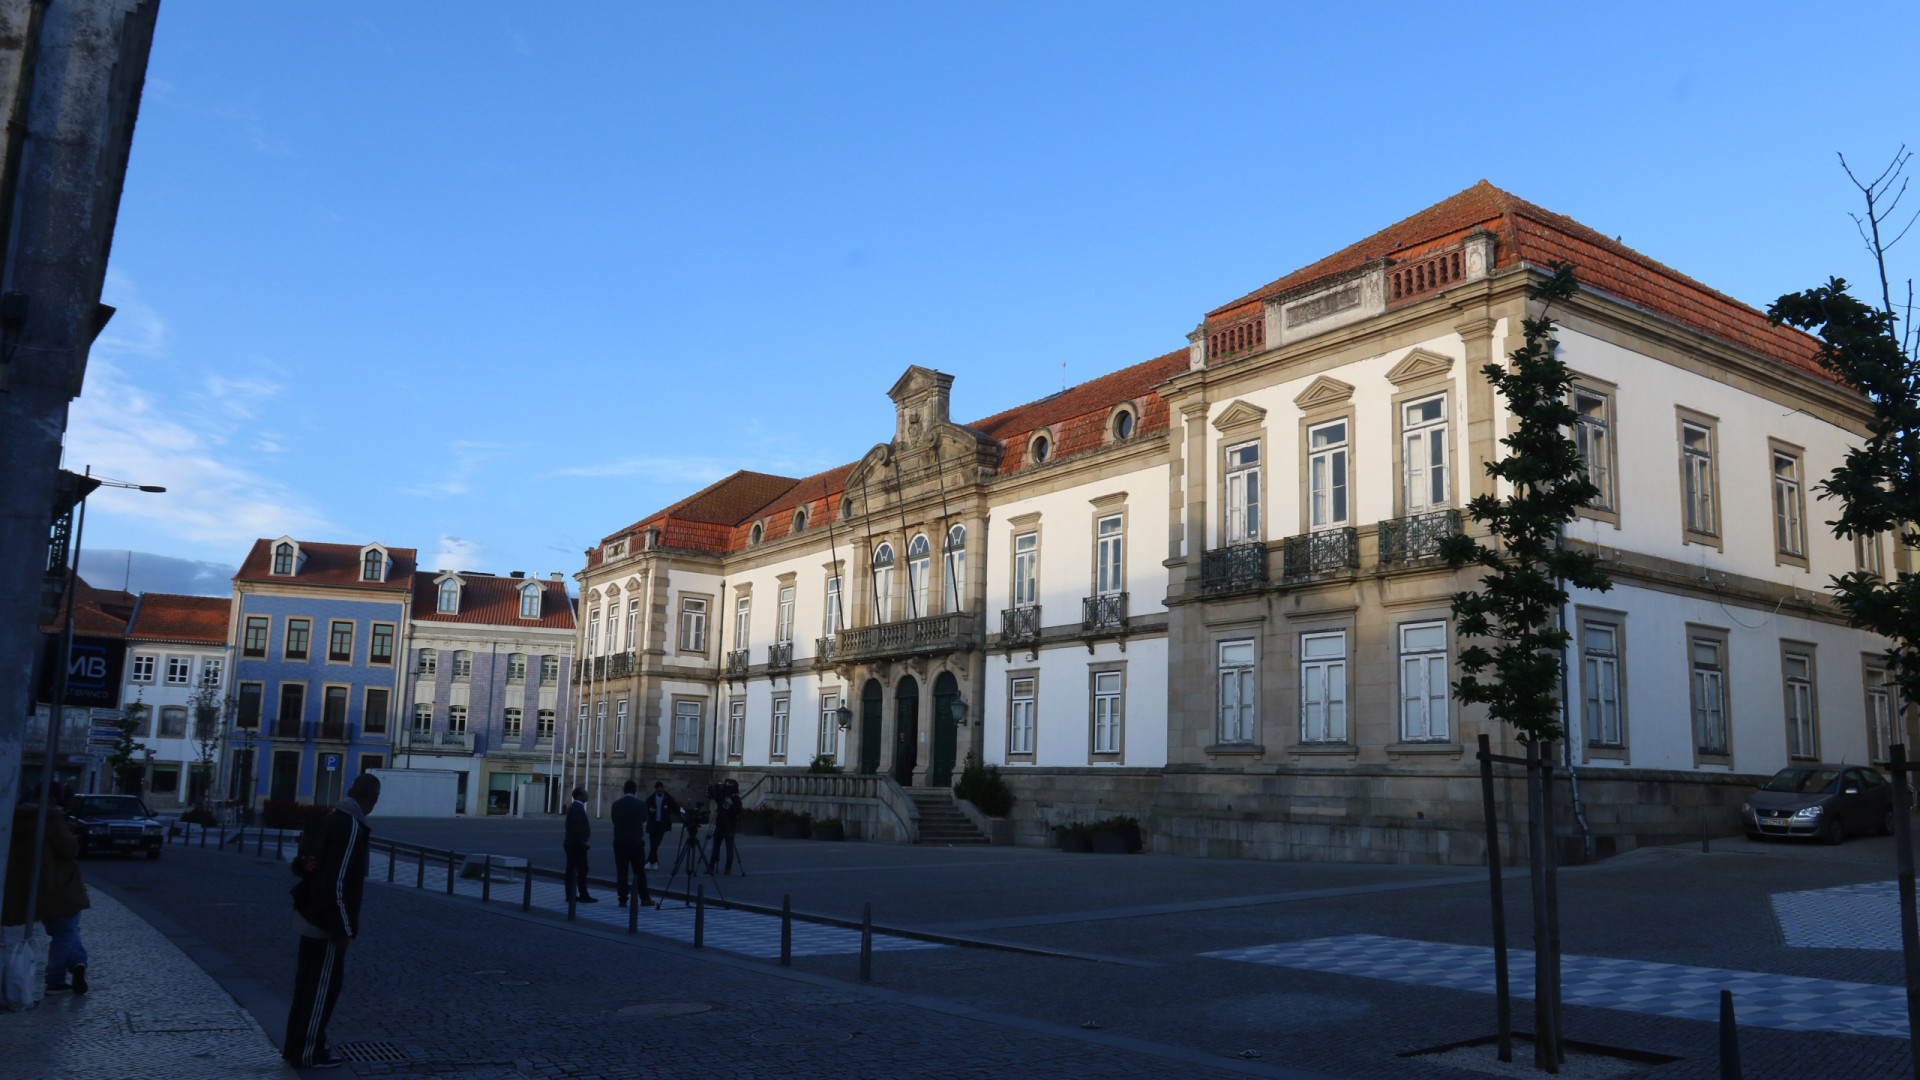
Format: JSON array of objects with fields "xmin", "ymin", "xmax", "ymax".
[
  {"xmin": 548, "ymin": 456, "xmax": 734, "ymax": 481},
  {"xmin": 429, "ymin": 535, "xmax": 485, "ymax": 572},
  {"xmin": 405, "ymin": 440, "xmax": 510, "ymax": 499}
]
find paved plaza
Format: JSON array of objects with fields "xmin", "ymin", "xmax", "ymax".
[{"xmin": 6, "ymin": 818, "xmax": 1919, "ymax": 1078}]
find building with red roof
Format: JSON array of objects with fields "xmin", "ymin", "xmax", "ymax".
[
  {"xmin": 565, "ymin": 183, "xmax": 1894, "ymax": 863},
  {"xmin": 121, "ymin": 593, "xmax": 234, "ymax": 808}
]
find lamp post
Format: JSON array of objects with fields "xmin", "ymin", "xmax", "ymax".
[{"xmin": 23, "ymin": 468, "xmax": 164, "ymax": 934}]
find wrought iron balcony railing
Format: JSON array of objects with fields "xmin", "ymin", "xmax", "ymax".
[
  {"xmin": 574, "ymin": 651, "xmax": 636, "ymax": 683},
  {"xmin": 1082, "ymin": 593, "xmax": 1127, "ymax": 634},
  {"xmin": 816, "ymin": 612, "xmax": 976, "ymax": 666},
  {"xmin": 1201, "ymin": 543, "xmax": 1269, "ymax": 594},
  {"xmin": 725, "ymin": 649, "xmax": 751, "ymax": 677},
  {"xmin": 767, "ymin": 641, "xmax": 793, "ymax": 672},
  {"xmin": 815, "ymin": 635, "xmax": 838, "ymax": 665},
  {"xmin": 271, "ymin": 716, "xmax": 304, "ymax": 740},
  {"xmin": 1377, "ymin": 508, "xmax": 1462, "ymax": 564},
  {"xmin": 1281, "ymin": 527, "xmax": 1359, "ymax": 582},
  {"xmin": 1001, "ymin": 605, "xmax": 1042, "ymax": 645}
]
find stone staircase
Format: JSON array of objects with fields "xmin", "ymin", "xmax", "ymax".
[{"xmin": 907, "ymin": 788, "xmax": 990, "ymax": 845}]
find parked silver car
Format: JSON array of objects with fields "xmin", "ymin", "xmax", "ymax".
[{"xmin": 1742, "ymin": 764, "xmax": 1895, "ymax": 844}]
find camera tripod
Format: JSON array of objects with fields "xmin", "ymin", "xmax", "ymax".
[{"xmin": 657, "ymin": 816, "xmax": 725, "ymax": 906}]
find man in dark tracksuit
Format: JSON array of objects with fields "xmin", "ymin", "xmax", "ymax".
[
  {"xmin": 608, "ymin": 780, "xmax": 651, "ymax": 907},
  {"xmin": 564, "ymin": 787, "xmax": 597, "ymax": 903},
  {"xmin": 709, "ymin": 779, "xmax": 745, "ymax": 876},
  {"xmin": 643, "ymin": 782, "xmax": 678, "ymax": 870},
  {"xmin": 285, "ymin": 772, "xmax": 380, "ymax": 1070}
]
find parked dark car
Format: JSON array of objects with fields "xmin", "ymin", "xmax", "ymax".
[
  {"xmin": 1743, "ymin": 764, "xmax": 1894, "ymax": 844},
  {"xmin": 64, "ymin": 794, "xmax": 165, "ymax": 858}
]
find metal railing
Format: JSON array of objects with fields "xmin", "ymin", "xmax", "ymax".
[
  {"xmin": 1281, "ymin": 527, "xmax": 1359, "ymax": 582},
  {"xmin": 316, "ymin": 719, "xmax": 350, "ymax": 742},
  {"xmin": 271, "ymin": 716, "xmax": 303, "ymax": 740},
  {"xmin": 1001, "ymin": 605, "xmax": 1042, "ymax": 645},
  {"xmin": 768, "ymin": 641, "xmax": 793, "ymax": 672},
  {"xmin": 1378, "ymin": 508, "xmax": 1462, "ymax": 564},
  {"xmin": 819, "ymin": 612, "xmax": 976, "ymax": 666},
  {"xmin": 725, "ymin": 649, "xmax": 751, "ymax": 677},
  {"xmin": 574, "ymin": 652, "xmax": 636, "ymax": 683},
  {"xmin": 1081, "ymin": 592, "xmax": 1126, "ymax": 634},
  {"xmin": 1201, "ymin": 543, "xmax": 1269, "ymax": 593}
]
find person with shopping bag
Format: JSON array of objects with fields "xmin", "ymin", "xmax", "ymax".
[{"xmin": 3, "ymin": 782, "xmax": 91, "ymax": 1000}]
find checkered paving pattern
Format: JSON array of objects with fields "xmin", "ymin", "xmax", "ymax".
[
  {"xmin": 342, "ymin": 848, "xmax": 944, "ymax": 960},
  {"xmin": 1773, "ymin": 881, "xmax": 1903, "ymax": 950},
  {"xmin": 1202, "ymin": 933, "xmax": 1910, "ymax": 1039}
]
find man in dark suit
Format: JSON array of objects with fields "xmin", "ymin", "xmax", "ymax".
[
  {"xmin": 643, "ymin": 782, "xmax": 678, "ymax": 870},
  {"xmin": 284, "ymin": 772, "xmax": 380, "ymax": 1070},
  {"xmin": 563, "ymin": 787, "xmax": 596, "ymax": 903},
  {"xmin": 609, "ymin": 780, "xmax": 651, "ymax": 907},
  {"xmin": 709, "ymin": 779, "xmax": 745, "ymax": 876}
]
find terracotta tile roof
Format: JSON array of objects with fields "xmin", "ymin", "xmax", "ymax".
[
  {"xmin": 234, "ymin": 539, "xmax": 417, "ymax": 591},
  {"xmin": 40, "ymin": 578, "xmax": 136, "ymax": 636},
  {"xmin": 410, "ymin": 573, "xmax": 575, "ymax": 629},
  {"xmin": 1204, "ymin": 180, "xmax": 1826, "ymax": 381},
  {"xmin": 969, "ymin": 347, "xmax": 1188, "ymax": 473},
  {"xmin": 128, "ymin": 593, "xmax": 229, "ymax": 644}
]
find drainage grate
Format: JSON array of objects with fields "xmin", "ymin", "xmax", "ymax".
[{"xmin": 336, "ymin": 1040, "xmax": 410, "ymax": 1064}]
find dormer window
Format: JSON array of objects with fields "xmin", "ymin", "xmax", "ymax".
[
  {"xmin": 361, "ymin": 549, "xmax": 385, "ymax": 582},
  {"xmin": 272, "ymin": 542, "xmax": 295, "ymax": 576},
  {"xmin": 1110, "ymin": 406, "xmax": 1136, "ymax": 441},
  {"xmin": 792, "ymin": 508, "xmax": 808, "ymax": 533},
  {"xmin": 437, "ymin": 578, "xmax": 460, "ymax": 614},
  {"xmin": 749, "ymin": 521, "xmax": 765, "ymax": 545},
  {"xmin": 519, "ymin": 584, "xmax": 542, "ymax": 619},
  {"xmin": 1029, "ymin": 431, "xmax": 1052, "ymax": 465}
]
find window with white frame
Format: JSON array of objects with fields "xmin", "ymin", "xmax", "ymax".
[
  {"xmin": 417, "ymin": 648, "xmax": 437, "ymax": 675},
  {"xmin": 159, "ymin": 706, "xmax": 187, "ymax": 737},
  {"xmin": 1308, "ymin": 419, "xmax": 1350, "ymax": 530},
  {"xmin": 626, "ymin": 598, "xmax": 640, "ymax": 649},
  {"xmin": 1784, "ymin": 650, "xmax": 1817, "ymax": 759},
  {"xmin": 871, "ymin": 543, "xmax": 895, "ymax": 623},
  {"xmin": 448, "ymin": 705, "xmax": 469, "ymax": 733},
  {"xmin": 735, "ymin": 596, "xmax": 751, "ymax": 651},
  {"xmin": 519, "ymin": 584, "xmax": 541, "ymax": 619},
  {"xmin": 1398, "ymin": 622, "xmax": 1448, "ymax": 742},
  {"xmin": 818, "ymin": 693, "xmax": 841, "ymax": 758},
  {"xmin": 1573, "ymin": 387, "xmax": 1614, "ymax": 511},
  {"xmin": 777, "ymin": 586, "xmax": 795, "ymax": 644},
  {"xmin": 507, "ymin": 654, "xmax": 526, "ymax": 682},
  {"xmin": 594, "ymin": 700, "xmax": 607, "ymax": 751},
  {"xmin": 586, "ymin": 608, "xmax": 601, "ymax": 656},
  {"xmin": 771, "ymin": 695, "xmax": 790, "ymax": 758},
  {"xmin": 825, "ymin": 576, "xmax": 843, "ymax": 635},
  {"xmin": 1582, "ymin": 621, "xmax": 1624, "ymax": 747},
  {"xmin": 1691, "ymin": 636, "xmax": 1729, "ymax": 756},
  {"xmin": 907, "ymin": 534, "xmax": 932, "ymax": 619},
  {"xmin": 1773, "ymin": 449, "xmax": 1806, "ymax": 558},
  {"xmin": 728, "ymin": 699, "xmax": 745, "ymax": 758},
  {"xmin": 673, "ymin": 700, "xmax": 703, "ymax": 757},
  {"xmin": 680, "ymin": 597, "xmax": 707, "ymax": 652},
  {"xmin": 1681, "ymin": 420, "xmax": 1716, "ymax": 537},
  {"xmin": 540, "ymin": 654, "xmax": 558, "ymax": 684},
  {"xmin": 1299, "ymin": 632, "xmax": 1348, "ymax": 743},
  {"xmin": 615, "ymin": 698, "xmax": 628, "ymax": 753},
  {"xmin": 603, "ymin": 603, "xmax": 618, "ymax": 653},
  {"xmin": 1224, "ymin": 441, "xmax": 1261, "ymax": 544},
  {"xmin": 285, "ymin": 619, "xmax": 310, "ymax": 661},
  {"xmin": 1217, "ymin": 640, "xmax": 1257, "ymax": 744},
  {"xmin": 200, "ymin": 657, "xmax": 223, "ymax": 687},
  {"xmin": 165, "ymin": 656, "xmax": 192, "ymax": 685},
  {"xmin": 575, "ymin": 704, "xmax": 588, "ymax": 753},
  {"xmin": 452, "ymin": 650, "xmax": 472, "ymax": 679},
  {"xmin": 537, "ymin": 709, "xmax": 554, "ymax": 737},
  {"xmin": 1008, "ymin": 677, "xmax": 1036, "ymax": 755},
  {"xmin": 1859, "ymin": 533, "xmax": 1887, "ymax": 577},
  {"xmin": 273, "ymin": 542, "xmax": 295, "ymax": 575},
  {"xmin": 131, "ymin": 654, "xmax": 156, "ymax": 682},
  {"xmin": 243, "ymin": 616, "xmax": 268, "ymax": 657},
  {"xmin": 503, "ymin": 708, "xmax": 523, "ymax": 738},
  {"xmin": 412, "ymin": 703, "xmax": 432, "ymax": 731},
  {"xmin": 369, "ymin": 624, "xmax": 394, "ymax": 666},
  {"xmin": 362, "ymin": 549, "xmax": 384, "ymax": 582},
  {"xmin": 1402, "ymin": 394, "xmax": 1449, "ymax": 513},
  {"xmin": 1092, "ymin": 670, "xmax": 1122, "ymax": 754},
  {"xmin": 1096, "ymin": 514, "xmax": 1123, "ymax": 596},
  {"xmin": 944, "ymin": 525, "xmax": 967, "ymax": 612},
  {"xmin": 437, "ymin": 578, "xmax": 459, "ymax": 614},
  {"xmin": 1012, "ymin": 532, "xmax": 1038, "ymax": 608},
  {"xmin": 1867, "ymin": 666, "xmax": 1895, "ymax": 763}
]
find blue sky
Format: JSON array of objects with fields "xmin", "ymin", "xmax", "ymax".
[{"xmin": 68, "ymin": 2, "xmax": 1920, "ymax": 594}]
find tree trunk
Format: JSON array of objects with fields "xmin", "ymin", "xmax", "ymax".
[{"xmin": 1526, "ymin": 742, "xmax": 1558, "ymax": 1073}]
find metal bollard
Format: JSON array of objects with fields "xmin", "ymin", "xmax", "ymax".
[
  {"xmin": 417, "ymin": 848, "xmax": 426, "ymax": 888},
  {"xmin": 694, "ymin": 887, "xmax": 705, "ymax": 948},
  {"xmin": 1719, "ymin": 989, "xmax": 1743, "ymax": 1078},
  {"xmin": 386, "ymin": 843, "xmax": 395, "ymax": 882},
  {"xmin": 521, "ymin": 869, "xmax": 533, "ymax": 913},
  {"xmin": 780, "ymin": 895, "xmax": 792, "ymax": 967},
  {"xmin": 628, "ymin": 888, "xmax": 639, "ymax": 935},
  {"xmin": 1702, "ymin": 814, "xmax": 1711, "ymax": 854},
  {"xmin": 446, "ymin": 851, "xmax": 456, "ymax": 895},
  {"xmin": 255, "ymin": 828, "xmax": 264, "ymax": 856},
  {"xmin": 219, "ymin": 824, "xmax": 227, "ymax": 850},
  {"xmin": 276, "ymin": 829, "xmax": 284, "ymax": 858},
  {"xmin": 568, "ymin": 889, "xmax": 577, "ymax": 922},
  {"xmin": 859, "ymin": 902, "xmax": 872, "ymax": 983},
  {"xmin": 199, "ymin": 823, "xmax": 207, "ymax": 848},
  {"xmin": 481, "ymin": 856, "xmax": 491, "ymax": 903}
]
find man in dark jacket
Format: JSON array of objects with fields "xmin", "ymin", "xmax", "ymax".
[
  {"xmin": 608, "ymin": 780, "xmax": 651, "ymax": 907},
  {"xmin": 3, "ymin": 783, "xmax": 91, "ymax": 994},
  {"xmin": 709, "ymin": 779, "xmax": 745, "ymax": 876},
  {"xmin": 563, "ymin": 787, "xmax": 596, "ymax": 903},
  {"xmin": 283, "ymin": 772, "xmax": 379, "ymax": 1070},
  {"xmin": 642, "ymin": 782, "xmax": 678, "ymax": 870}
]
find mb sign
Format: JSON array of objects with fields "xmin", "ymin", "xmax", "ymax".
[{"xmin": 39, "ymin": 636, "xmax": 125, "ymax": 708}]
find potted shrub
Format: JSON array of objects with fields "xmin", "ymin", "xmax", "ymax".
[
  {"xmin": 737, "ymin": 807, "xmax": 774, "ymax": 836},
  {"xmin": 773, "ymin": 810, "xmax": 813, "ymax": 840},
  {"xmin": 1054, "ymin": 823, "xmax": 1093, "ymax": 853},
  {"xmin": 1089, "ymin": 815, "xmax": 1143, "ymax": 854},
  {"xmin": 953, "ymin": 755, "xmax": 1014, "ymax": 817},
  {"xmin": 808, "ymin": 753, "xmax": 841, "ymax": 774},
  {"xmin": 812, "ymin": 818, "xmax": 845, "ymax": 841}
]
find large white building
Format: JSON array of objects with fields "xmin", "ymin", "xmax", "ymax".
[
  {"xmin": 119, "ymin": 593, "xmax": 231, "ymax": 809},
  {"xmin": 567, "ymin": 182, "xmax": 1903, "ymax": 863}
]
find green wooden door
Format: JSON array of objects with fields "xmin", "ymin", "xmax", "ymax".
[
  {"xmin": 930, "ymin": 672, "xmax": 959, "ymax": 788},
  {"xmin": 859, "ymin": 680, "xmax": 883, "ymax": 774}
]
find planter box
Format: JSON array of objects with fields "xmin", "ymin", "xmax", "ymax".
[
  {"xmin": 738, "ymin": 816, "xmax": 774, "ymax": 836},
  {"xmin": 1090, "ymin": 829, "xmax": 1131, "ymax": 854},
  {"xmin": 812, "ymin": 823, "xmax": 846, "ymax": 842},
  {"xmin": 773, "ymin": 819, "xmax": 812, "ymax": 840},
  {"xmin": 1055, "ymin": 828, "xmax": 1092, "ymax": 853}
]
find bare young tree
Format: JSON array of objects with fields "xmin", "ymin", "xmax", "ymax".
[{"xmin": 185, "ymin": 684, "xmax": 233, "ymax": 809}]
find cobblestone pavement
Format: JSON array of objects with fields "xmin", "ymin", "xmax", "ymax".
[
  {"xmin": 1774, "ymin": 882, "xmax": 1904, "ymax": 950},
  {"xmin": 0, "ymin": 885, "xmax": 292, "ymax": 1080}
]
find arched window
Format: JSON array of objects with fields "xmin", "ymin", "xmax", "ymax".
[
  {"xmin": 437, "ymin": 579, "xmax": 460, "ymax": 614},
  {"xmin": 519, "ymin": 584, "xmax": 542, "ymax": 619},
  {"xmin": 1112, "ymin": 408, "xmax": 1135, "ymax": 441},
  {"xmin": 361, "ymin": 549, "xmax": 383, "ymax": 581},
  {"xmin": 943, "ymin": 524, "xmax": 967, "ymax": 613},
  {"xmin": 749, "ymin": 522, "xmax": 764, "ymax": 545},
  {"xmin": 871, "ymin": 542, "xmax": 895, "ymax": 624},
  {"xmin": 1030, "ymin": 433, "xmax": 1051, "ymax": 464},
  {"xmin": 416, "ymin": 648, "xmax": 437, "ymax": 675},
  {"xmin": 907, "ymin": 534, "xmax": 932, "ymax": 619},
  {"xmin": 792, "ymin": 508, "xmax": 808, "ymax": 533},
  {"xmin": 273, "ymin": 543, "xmax": 295, "ymax": 575}
]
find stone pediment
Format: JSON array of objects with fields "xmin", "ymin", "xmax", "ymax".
[
  {"xmin": 1385, "ymin": 348, "xmax": 1455, "ymax": 386},
  {"xmin": 1293, "ymin": 376, "xmax": 1356, "ymax": 410},
  {"xmin": 1211, "ymin": 399, "xmax": 1268, "ymax": 432}
]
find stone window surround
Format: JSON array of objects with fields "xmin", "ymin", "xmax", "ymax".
[
  {"xmin": 1089, "ymin": 491, "xmax": 1129, "ymax": 600},
  {"xmin": 1293, "ymin": 622, "xmax": 1354, "ymax": 751},
  {"xmin": 1862, "ymin": 654, "xmax": 1897, "ymax": 766},
  {"xmin": 1569, "ymin": 371, "xmax": 1621, "ymax": 527},
  {"xmin": 1388, "ymin": 372, "xmax": 1461, "ymax": 521},
  {"xmin": 1685, "ymin": 622, "xmax": 1732, "ymax": 769},
  {"xmin": 726, "ymin": 694, "xmax": 746, "ymax": 761},
  {"xmin": 283, "ymin": 617, "xmax": 312, "ymax": 663},
  {"xmin": 1007, "ymin": 513, "xmax": 1042, "ymax": 613},
  {"xmin": 1106, "ymin": 400, "xmax": 1141, "ymax": 443},
  {"xmin": 1393, "ymin": 616, "xmax": 1454, "ymax": 746},
  {"xmin": 1780, "ymin": 639, "xmax": 1820, "ymax": 762},
  {"xmin": 1212, "ymin": 400, "xmax": 1268, "ymax": 549},
  {"xmin": 769, "ymin": 692, "xmax": 791, "ymax": 761},
  {"xmin": 362, "ymin": 686, "xmax": 390, "ymax": 735},
  {"xmin": 1087, "ymin": 658, "xmax": 1127, "ymax": 763},
  {"xmin": 1675, "ymin": 406, "xmax": 1723, "ymax": 552},
  {"xmin": 678, "ymin": 593, "xmax": 713, "ymax": 657},
  {"xmin": 1299, "ymin": 395, "xmax": 1358, "ymax": 536},
  {"xmin": 1208, "ymin": 623, "xmax": 1263, "ymax": 757},
  {"xmin": 1577, "ymin": 605, "xmax": 1630, "ymax": 764},
  {"xmin": 1768, "ymin": 436, "xmax": 1811, "ymax": 571},
  {"xmin": 669, "ymin": 694, "xmax": 707, "ymax": 760},
  {"xmin": 1005, "ymin": 666, "xmax": 1039, "ymax": 761}
]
